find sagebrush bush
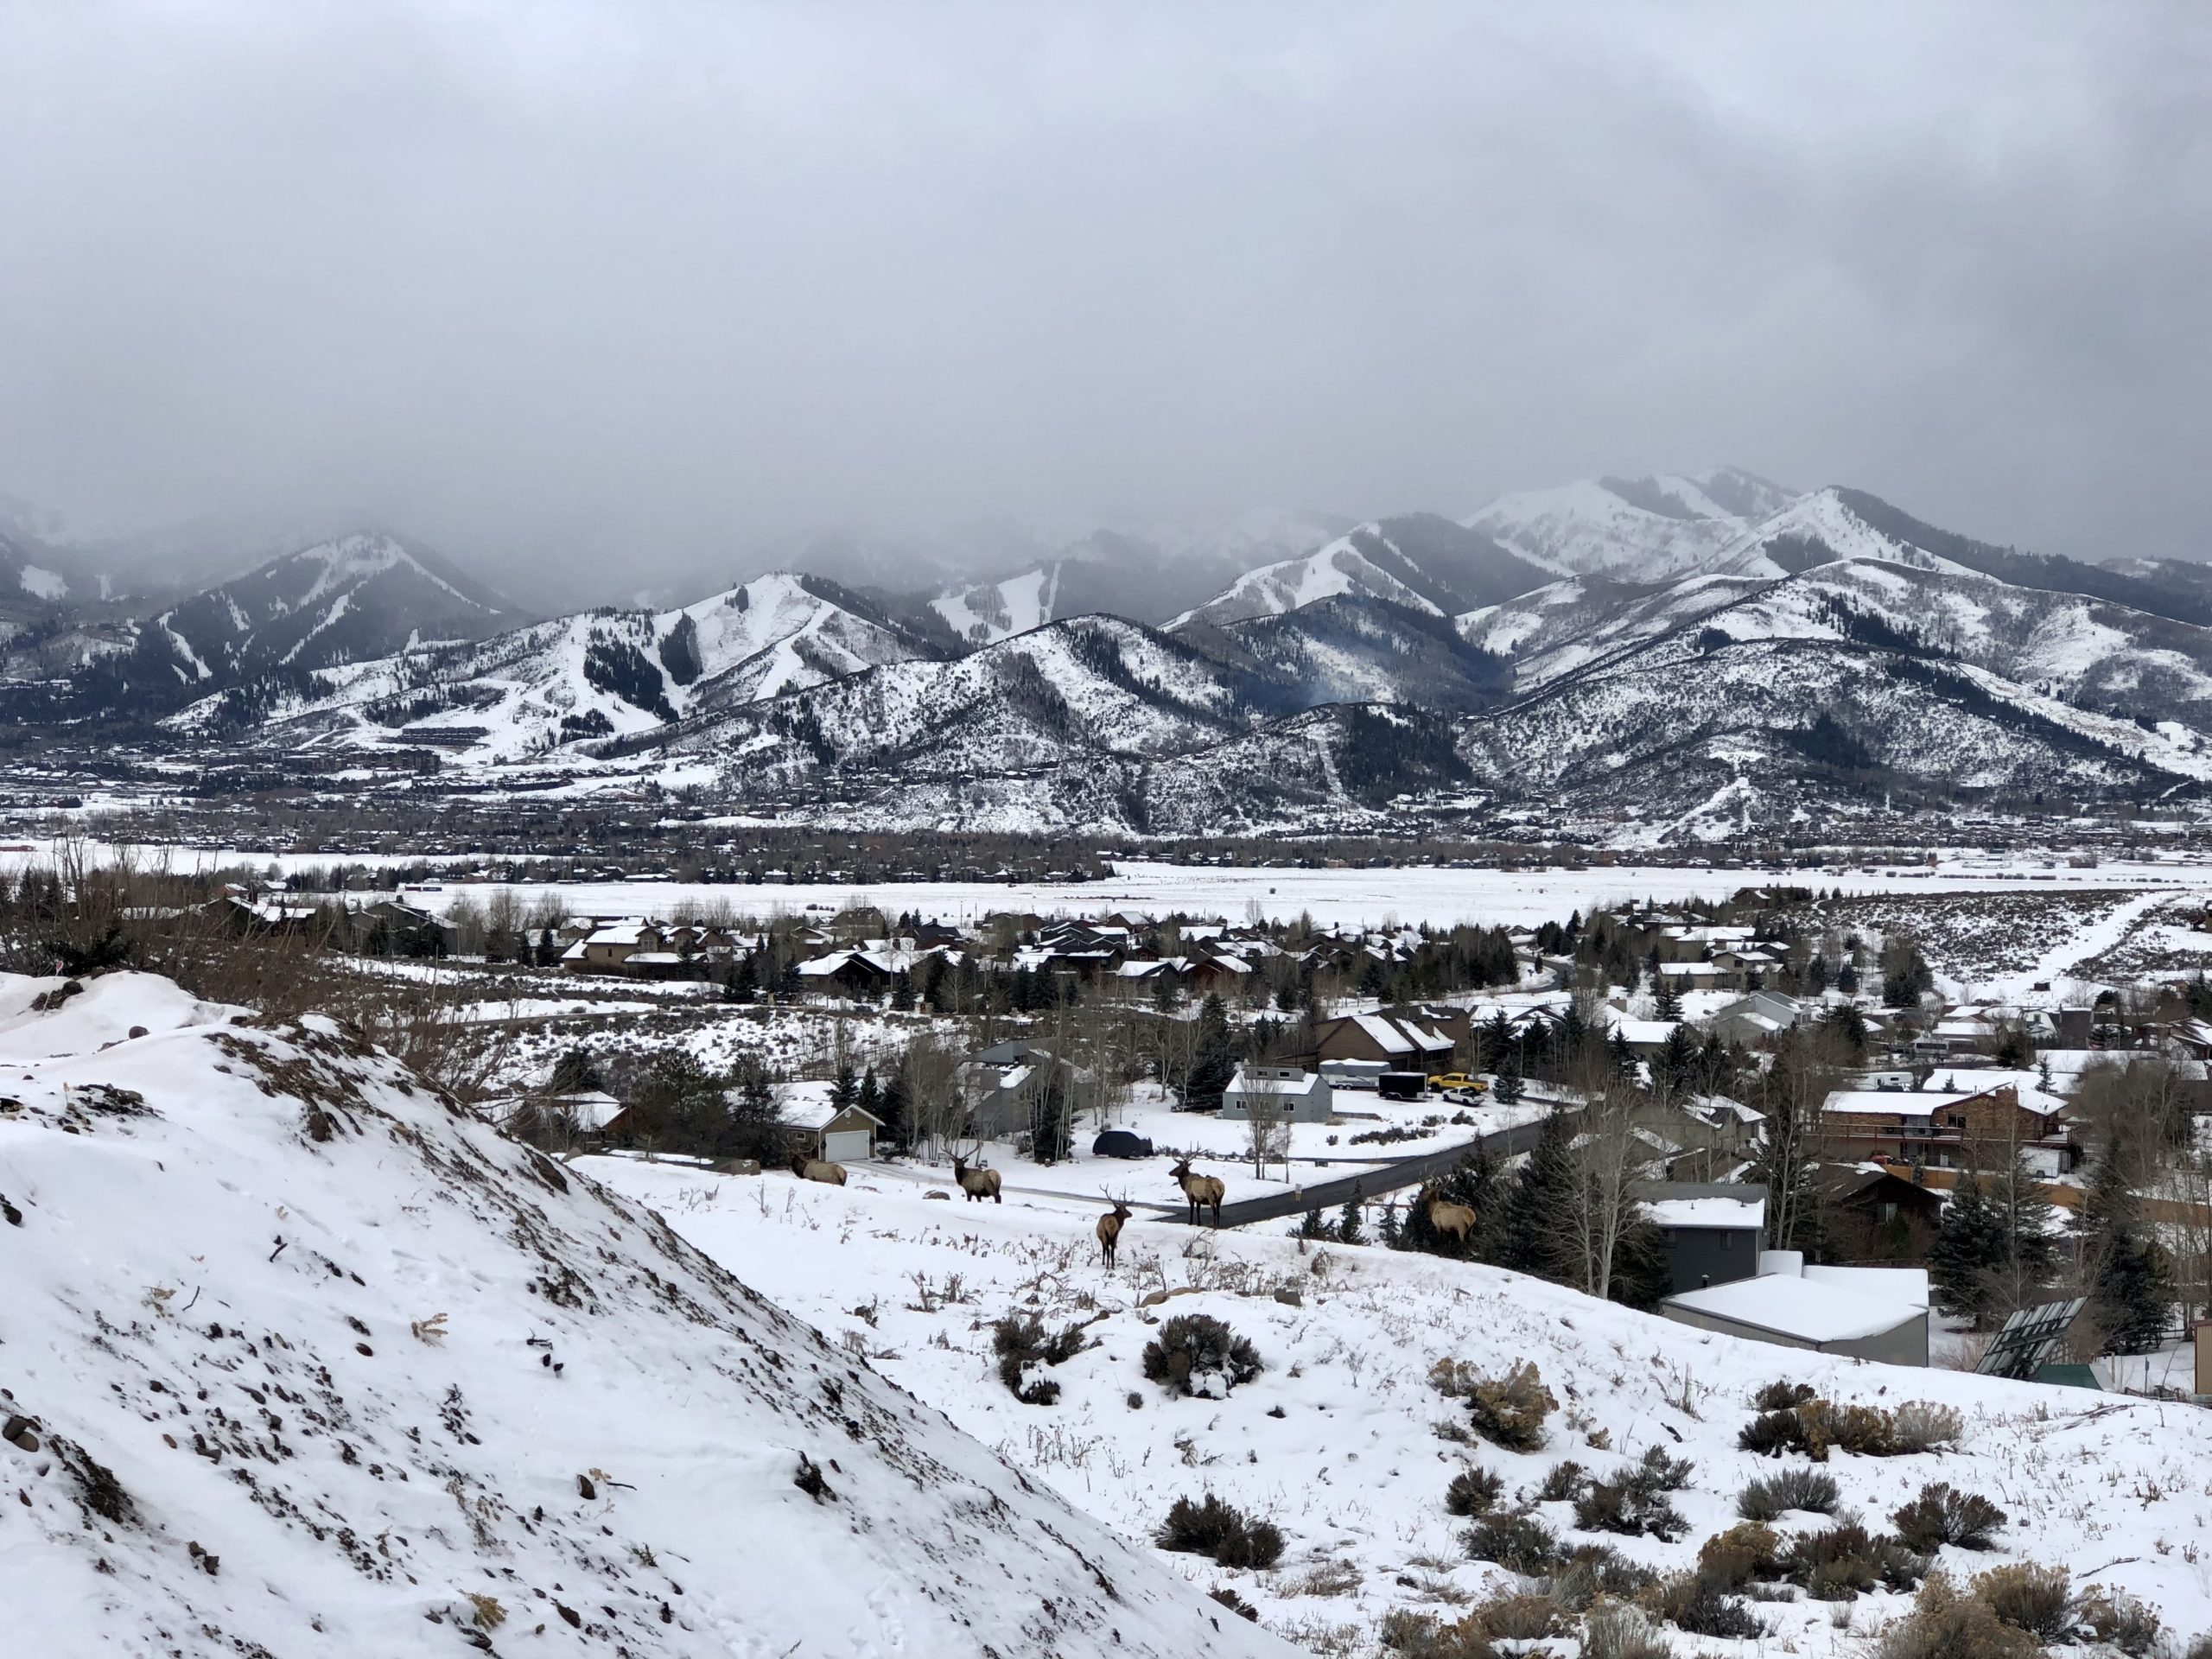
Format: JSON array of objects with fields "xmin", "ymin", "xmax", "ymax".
[
  {"xmin": 1573, "ymin": 1478, "xmax": 1687, "ymax": 1541},
  {"xmin": 1141, "ymin": 1313, "xmax": 1262, "ymax": 1398},
  {"xmin": 1626, "ymin": 1444, "xmax": 1694, "ymax": 1497},
  {"xmin": 1695, "ymin": 1522, "xmax": 1783, "ymax": 1590},
  {"xmin": 1891, "ymin": 1482, "xmax": 2006, "ymax": 1553},
  {"xmin": 1876, "ymin": 1573, "xmax": 2044, "ymax": 1659},
  {"xmin": 1581, "ymin": 1603, "xmax": 1675, "ymax": 1659},
  {"xmin": 1891, "ymin": 1401, "xmax": 1965, "ymax": 1453},
  {"xmin": 1973, "ymin": 1563, "xmax": 2075, "ymax": 1642},
  {"xmin": 1753, "ymin": 1379, "xmax": 1816, "ymax": 1412},
  {"xmin": 1446, "ymin": 1464, "xmax": 1504, "ymax": 1517},
  {"xmin": 1737, "ymin": 1465, "xmax": 1840, "ymax": 1521},
  {"xmin": 1469, "ymin": 1589, "xmax": 1567, "ymax": 1642},
  {"xmin": 1536, "ymin": 1459, "xmax": 1590, "ymax": 1503},
  {"xmin": 1738, "ymin": 1408, "xmax": 1808, "ymax": 1458},
  {"xmin": 991, "ymin": 1313, "xmax": 1089, "ymax": 1405},
  {"xmin": 1542, "ymin": 1545, "xmax": 1657, "ymax": 1611},
  {"xmin": 2076, "ymin": 1590, "xmax": 2164, "ymax": 1658},
  {"xmin": 1800, "ymin": 1399, "xmax": 1897, "ymax": 1458},
  {"xmin": 1465, "ymin": 1360, "xmax": 1556, "ymax": 1452},
  {"xmin": 1462, "ymin": 1510, "xmax": 1563, "ymax": 1575},
  {"xmin": 1207, "ymin": 1586, "xmax": 1258, "ymax": 1622},
  {"xmin": 1155, "ymin": 1493, "xmax": 1284, "ymax": 1568},
  {"xmin": 1643, "ymin": 1568, "xmax": 1765, "ymax": 1639},
  {"xmin": 1782, "ymin": 1522, "xmax": 1910, "ymax": 1602}
]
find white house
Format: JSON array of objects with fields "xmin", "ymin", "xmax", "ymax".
[{"xmin": 1219, "ymin": 1064, "xmax": 1332, "ymax": 1124}]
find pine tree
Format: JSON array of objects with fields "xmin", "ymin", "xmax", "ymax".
[
  {"xmin": 889, "ymin": 971, "xmax": 916, "ymax": 1012},
  {"xmin": 1931, "ymin": 1176, "xmax": 2007, "ymax": 1326},
  {"xmin": 1298, "ymin": 1205, "xmax": 1329, "ymax": 1240},
  {"xmin": 879, "ymin": 1071, "xmax": 911, "ymax": 1153},
  {"xmin": 2096, "ymin": 1232, "xmax": 2176, "ymax": 1354},
  {"xmin": 830, "ymin": 1059, "xmax": 858, "ymax": 1113},
  {"xmin": 1338, "ymin": 1198, "xmax": 1364, "ymax": 1245},
  {"xmin": 1185, "ymin": 993, "xmax": 1236, "ymax": 1112},
  {"xmin": 1491, "ymin": 1052, "xmax": 1524, "ymax": 1105},
  {"xmin": 1500, "ymin": 1109, "xmax": 1575, "ymax": 1278},
  {"xmin": 1653, "ymin": 975, "xmax": 1682, "ymax": 1021},
  {"xmin": 1607, "ymin": 1027, "xmax": 1635, "ymax": 1077},
  {"xmin": 1990, "ymin": 1150, "xmax": 2057, "ymax": 1293},
  {"xmin": 1378, "ymin": 1198, "xmax": 1402, "ymax": 1249}
]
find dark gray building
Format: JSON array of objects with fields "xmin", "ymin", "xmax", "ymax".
[{"xmin": 1633, "ymin": 1181, "xmax": 1768, "ymax": 1296}]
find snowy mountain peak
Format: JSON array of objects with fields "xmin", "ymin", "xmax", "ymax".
[
  {"xmin": 1464, "ymin": 468, "xmax": 1796, "ymax": 582},
  {"xmin": 1172, "ymin": 513, "xmax": 1553, "ymax": 630}
]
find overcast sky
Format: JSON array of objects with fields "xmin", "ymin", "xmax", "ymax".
[{"xmin": 2, "ymin": 2, "xmax": 2208, "ymax": 598}]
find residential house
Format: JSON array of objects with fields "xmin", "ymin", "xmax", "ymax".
[
  {"xmin": 1708, "ymin": 991, "xmax": 1808, "ymax": 1047},
  {"xmin": 563, "ymin": 921, "xmax": 665, "ymax": 975},
  {"xmin": 1814, "ymin": 1164, "xmax": 1943, "ymax": 1263},
  {"xmin": 1635, "ymin": 1182, "xmax": 1768, "ymax": 1295},
  {"xmin": 956, "ymin": 1041, "xmax": 1081, "ymax": 1139},
  {"xmin": 1219, "ymin": 1065, "xmax": 1332, "ymax": 1125},
  {"xmin": 1818, "ymin": 1082, "xmax": 2078, "ymax": 1176},
  {"xmin": 772, "ymin": 1080, "xmax": 884, "ymax": 1164},
  {"xmin": 1308, "ymin": 1012, "xmax": 1453, "ymax": 1071}
]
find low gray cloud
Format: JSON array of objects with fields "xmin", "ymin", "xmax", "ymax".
[{"xmin": 2, "ymin": 2, "xmax": 2206, "ymax": 601}]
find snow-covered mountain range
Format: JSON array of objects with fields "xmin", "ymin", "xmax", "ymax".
[{"xmin": 16, "ymin": 470, "xmax": 2212, "ymax": 841}]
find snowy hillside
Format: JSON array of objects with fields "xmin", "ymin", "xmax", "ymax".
[
  {"xmin": 934, "ymin": 511, "xmax": 1356, "ymax": 644},
  {"xmin": 79, "ymin": 533, "xmax": 515, "ymax": 715},
  {"xmin": 175, "ymin": 571, "xmax": 945, "ymax": 760},
  {"xmin": 1464, "ymin": 467, "xmax": 1796, "ymax": 582},
  {"xmin": 0, "ymin": 969, "xmax": 1293, "ymax": 1659},
  {"xmin": 1192, "ymin": 595, "xmax": 1514, "ymax": 715},
  {"xmin": 1172, "ymin": 515, "xmax": 1551, "ymax": 630},
  {"xmin": 669, "ymin": 613, "xmax": 1294, "ymax": 790},
  {"xmin": 591, "ymin": 1156, "xmax": 2212, "ymax": 1658}
]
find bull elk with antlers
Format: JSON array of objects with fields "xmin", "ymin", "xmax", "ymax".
[
  {"xmin": 1167, "ymin": 1157, "xmax": 1225, "ymax": 1227},
  {"xmin": 951, "ymin": 1149, "xmax": 1002, "ymax": 1204},
  {"xmin": 1096, "ymin": 1192, "xmax": 1133, "ymax": 1267},
  {"xmin": 1420, "ymin": 1180, "xmax": 1477, "ymax": 1245}
]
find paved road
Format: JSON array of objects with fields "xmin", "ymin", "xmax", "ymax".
[{"xmin": 1172, "ymin": 1112, "xmax": 1555, "ymax": 1230}]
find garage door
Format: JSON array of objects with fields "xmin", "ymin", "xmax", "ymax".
[{"xmin": 822, "ymin": 1129, "xmax": 871, "ymax": 1164}]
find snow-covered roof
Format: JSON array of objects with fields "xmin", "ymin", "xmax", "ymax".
[
  {"xmin": 1820, "ymin": 1090, "xmax": 1977, "ymax": 1117},
  {"xmin": 1802, "ymin": 1265, "xmax": 1930, "ymax": 1310},
  {"xmin": 1351, "ymin": 1013, "xmax": 1417, "ymax": 1054},
  {"xmin": 1664, "ymin": 1274, "xmax": 1923, "ymax": 1343},
  {"xmin": 1644, "ymin": 1195, "xmax": 1764, "ymax": 1231},
  {"xmin": 1224, "ymin": 1065, "xmax": 1326, "ymax": 1101}
]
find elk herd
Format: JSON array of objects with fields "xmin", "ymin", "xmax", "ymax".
[{"xmin": 785, "ymin": 1143, "xmax": 1488, "ymax": 1272}]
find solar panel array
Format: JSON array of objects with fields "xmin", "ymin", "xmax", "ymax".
[{"xmin": 1975, "ymin": 1296, "xmax": 2088, "ymax": 1380}]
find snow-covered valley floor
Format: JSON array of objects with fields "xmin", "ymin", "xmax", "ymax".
[{"xmin": 588, "ymin": 1155, "xmax": 2212, "ymax": 1658}]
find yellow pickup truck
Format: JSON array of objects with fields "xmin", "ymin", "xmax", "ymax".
[{"xmin": 1427, "ymin": 1072, "xmax": 1488, "ymax": 1095}]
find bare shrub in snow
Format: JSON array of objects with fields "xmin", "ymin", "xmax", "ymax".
[
  {"xmin": 1972, "ymin": 1562, "xmax": 2075, "ymax": 1642},
  {"xmin": 992, "ymin": 1313, "xmax": 1090, "ymax": 1405},
  {"xmin": 1444, "ymin": 1464, "xmax": 1503, "ymax": 1517},
  {"xmin": 1891, "ymin": 1400, "xmax": 1966, "ymax": 1452},
  {"xmin": 1643, "ymin": 1568, "xmax": 1764, "ymax": 1639},
  {"xmin": 1737, "ymin": 1465, "xmax": 1840, "ymax": 1520},
  {"xmin": 1694, "ymin": 1522, "xmax": 1783, "ymax": 1589},
  {"xmin": 1141, "ymin": 1313, "xmax": 1261, "ymax": 1398},
  {"xmin": 1154, "ymin": 1493, "xmax": 1284, "ymax": 1569},
  {"xmin": 1463, "ymin": 1360, "xmax": 1555, "ymax": 1452},
  {"xmin": 1891, "ymin": 1482, "xmax": 2006, "ymax": 1552},
  {"xmin": 1876, "ymin": 1573, "xmax": 2045, "ymax": 1659},
  {"xmin": 1580, "ymin": 1602, "xmax": 1675, "ymax": 1659},
  {"xmin": 1752, "ymin": 1379, "xmax": 1816, "ymax": 1411},
  {"xmin": 1461, "ymin": 1510, "xmax": 1562, "ymax": 1575}
]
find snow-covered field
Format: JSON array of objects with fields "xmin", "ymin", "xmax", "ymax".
[
  {"xmin": 591, "ymin": 1155, "xmax": 2212, "ymax": 1658},
  {"xmin": 385, "ymin": 859, "xmax": 2212, "ymax": 936}
]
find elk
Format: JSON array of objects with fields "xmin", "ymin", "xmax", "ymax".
[
  {"xmin": 1421, "ymin": 1181, "xmax": 1477, "ymax": 1246},
  {"xmin": 1168, "ymin": 1157, "xmax": 1225, "ymax": 1227},
  {"xmin": 1096, "ymin": 1192, "xmax": 1134, "ymax": 1267},
  {"xmin": 791, "ymin": 1152, "xmax": 847, "ymax": 1186},
  {"xmin": 950, "ymin": 1149, "xmax": 1002, "ymax": 1204}
]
